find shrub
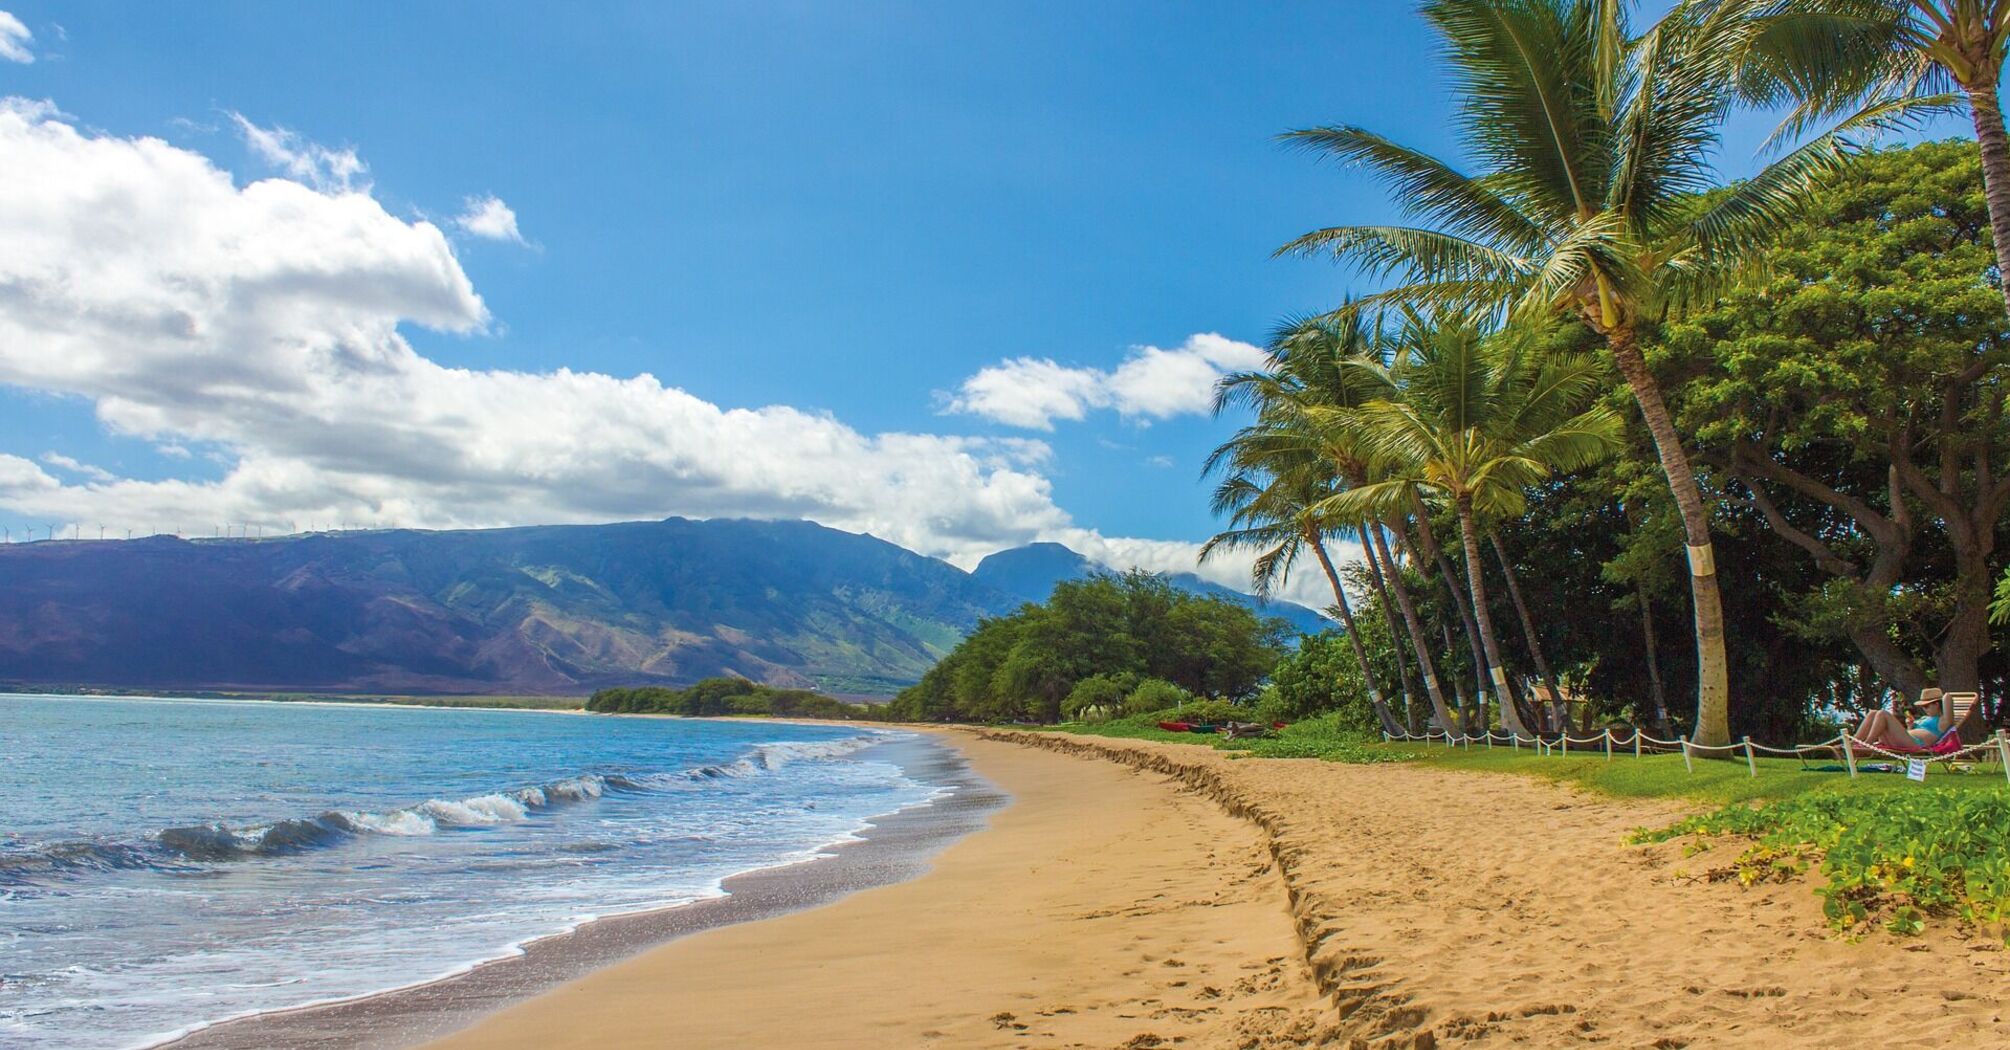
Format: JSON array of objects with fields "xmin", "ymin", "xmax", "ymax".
[
  {"xmin": 1162, "ymin": 697, "xmax": 1250, "ymax": 724},
  {"xmin": 1265, "ymin": 633, "xmax": 1378, "ymax": 733},
  {"xmin": 1064, "ymin": 673, "xmax": 1134, "ymax": 720},
  {"xmin": 1123, "ymin": 677, "xmax": 1191, "ymax": 716}
]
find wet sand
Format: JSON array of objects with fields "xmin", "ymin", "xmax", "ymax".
[
  {"xmin": 423, "ymin": 731, "xmax": 1334, "ymax": 1049},
  {"xmin": 160, "ymin": 733, "xmax": 1004, "ymax": 1049}
]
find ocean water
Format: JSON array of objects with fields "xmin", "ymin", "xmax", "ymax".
[{"xmin": 0, "ymin": 694, "xmax": 945, "ymax": 1049}]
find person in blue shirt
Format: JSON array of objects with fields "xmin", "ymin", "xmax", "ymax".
[{"xmin": 1853, "ymin": 688, "xmax": 1948, "ymax": 750}]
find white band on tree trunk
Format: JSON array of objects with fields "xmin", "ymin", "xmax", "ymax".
[
  {"xmin": 1687, "ymin": 543, "xmax": 1716, "ymax": 577},
  {"xmin": 1423, "ymin": 674, "xmax": 1438, "ymax": 691},
  {"xmin": 1490, "ymin": 666, "xmax": 1509, "ymax": 687}
]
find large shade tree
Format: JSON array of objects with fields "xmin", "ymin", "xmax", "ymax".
[
  {"xmin": 1667, "ymin": 141, "xmax": 2010, "ymax": 699},
  {"xmin": 1279, "ymin": 0, "xmax": 1856, "ymax": 744}
]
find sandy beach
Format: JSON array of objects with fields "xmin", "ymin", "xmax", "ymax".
[
  {"xmin": 416, "ymin": 729, "xmax": 2010, "ymax": 1049},
  {"xmin": 426, "ymin": 731, "xmax": 1334, "ymax": 1049}
]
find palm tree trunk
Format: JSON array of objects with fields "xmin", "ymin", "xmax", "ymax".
[
  {"xmin": 1637, "ymin": 586, "xmax": 1673, "ymax": 739},
  {"xmin": 1965, "ymin": 81, "xmax": 2010, "ymax": 319},
  {"xmin": 1455, "ymin": 499, "xmax": 1529, "ymax": 736},
  {"xmin": 1308, "ymin": 531, "xmax": 1402, "ymax": 735},
  {"xmin": 1442, "ymin": 618, "xmax": 1475, "ymax": 730},
  {"xmin": 1358, "ymin": 526, "xmax": 1423, "ymax": 730},
  {"xmin": 1406, "ymin": 493, "xmax": 1495, "ymax": 725},
  {"xmin": 1604, "ymin": 322, "xmax": 1731, "ymax": 746},
  {"xmin": 1489, "ymin": 531, "xmax": 1567, "ymax": 734},
  {"xmin": 1368, "ymin": 525, "xmax": 1461, "ymax": 735}
]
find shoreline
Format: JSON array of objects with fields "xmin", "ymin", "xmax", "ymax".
[
  {"xmin": 156, "ymin": 731, "xmax": 1004, "ymax": 1050},
  {"xmin": 422, "ymin": 729, "xmax": 1332, "ymax": 1049},
  {"xmin": 420, "ymin": 730, "xmax": 2010, "ymax": 1048}
]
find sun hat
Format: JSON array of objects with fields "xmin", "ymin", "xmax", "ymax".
[{"xmin": 1912, "ymin": 687, "xmax": 1944, "ymax": 708}]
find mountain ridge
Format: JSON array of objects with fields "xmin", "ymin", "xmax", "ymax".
[{"xmin": 0, "ymin": 521, "xmax": 1327, "ymax": 697}]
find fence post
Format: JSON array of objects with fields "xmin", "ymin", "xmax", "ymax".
[
  {"xmin": 1997, "ymin": 731, "xmax": 2010, "ymax": 787},
  {"xmin": 1841, "ymin": 734, "xmax": 1858, "ymax": 779},
  {"xmin": 1633, "ymin": 731, "xmax": 1642, "ymax": 759},
  {"xmin": 1743, "ymin": 736, "xmax": 1758, "ymax": 778},
  {"xmin": 1513, "ymin": 732, "xmax": 1521, "ymax": 751},
  {"xmin": 1603, "ymin": 729, "xmax": 1613, "ymax": 762},
  {"xmin": 1486, "ymin": 731, "xmax": 1493, "ymax": 750},
  {"xmin": 1561, "ymin": 733, "xmax": 1569, "ymax": 757},
  {"xmin": 1681, "ymin": 738, "xmax": 1694, "ymax": 774}
]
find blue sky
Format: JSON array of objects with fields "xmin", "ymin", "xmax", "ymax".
[{"xmin": 0, "ymin": 3, "xmax": 1969, "ymax": 596}]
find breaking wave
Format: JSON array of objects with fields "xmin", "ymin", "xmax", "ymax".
[{"xmin": 2, "ymin": 732, "xmax": 886, "ymax": 883}]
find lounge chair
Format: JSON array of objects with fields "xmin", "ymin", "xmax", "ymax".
[{"xmin": 1843, "ymin": 692, "xmax": 1983, "ymax": 772}]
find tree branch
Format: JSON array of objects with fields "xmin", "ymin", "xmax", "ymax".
[
  {"xmin": 1738, "ymin": 475, "xmax": 1861, "ymax": 577},
  {"xmin": 1732, "ymin": 440, "xmax": 1901, "ymax": 547}
]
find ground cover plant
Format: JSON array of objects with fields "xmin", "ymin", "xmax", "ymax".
[{"xmin": 1633, "ymin": 788, "xmax": 2010, "ymax": 938}]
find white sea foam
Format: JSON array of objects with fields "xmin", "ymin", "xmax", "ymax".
[{"xmin": 3, "ymin": 695, "xmax": 939, "ymax": 1050}]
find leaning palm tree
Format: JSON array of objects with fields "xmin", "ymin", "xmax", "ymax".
[
  {"xmin": 1732, "ymin": 0, "xmax": 2010, "ymax": 313},
  {"xmin": 1200, "ymin": 442, "xmax": 1407, "ymax": 736},
  {"xmin": 1215, "ymin": 316, "xmax": 1471, "ymax": 735},
  {"xmin": 1324, "ymin": 320, "xmax": 1626, "ymax": 738},
  {"xmin": 1278, "ymin": 0, "xmax": 1854, "ymax": 744}
]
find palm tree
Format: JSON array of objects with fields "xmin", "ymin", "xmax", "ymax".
[
  {"xmin": 1278, "ymin": 0, "xmax": 1852, "ymax": 744},
  {"xmin": 1326, "ymin": 320, "xmax": 1625, "ymax": 737},
  {"xmin": 1215, "ymin": 317, "xmax": 1470, "ymax": 736},
  {"xmin": 1490, "ymin": 529, "xmax": 1570, "ymax": 731},
  {"xmin": 1200, "ymin": 441, "xmax": 1407, "ymax": 735},
  {"xmin": 1734, "ymin": 0, "xmax": 2010, "ymax": 313}
]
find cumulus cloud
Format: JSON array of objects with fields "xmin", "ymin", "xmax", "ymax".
[
  {"xmin": 944, "ymin": 333, "xmax": 1268, "ymax": 430},
  {"xmin": 0, "ymin": 98, "xmax": 1339, "ymax": 612},
  {"xmin": 0, "ymin": 11, "xmax": 32, "ymax": 63},
  {"xmin": 229, "ymin": 112, "xmax": 367, "ymax": 191},
  {"xmin": 454, "ymin": 194, "xmax": 525, "ymax": 243}
]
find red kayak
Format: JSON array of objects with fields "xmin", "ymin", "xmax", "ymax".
[{"xmin": 1157, "ymin": 721, "xmax": 1192, "ymax": 732}]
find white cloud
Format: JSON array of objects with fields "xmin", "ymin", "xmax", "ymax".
[
  {"xmin": 944, "ymin": 333, "xmax": 1268, "ymax": 430},
  {"xmin": 454, "ymin": 194, "xmax": 525, "ymax": 243},
  {"xmin": 229, "ymin": 112, "xmax": 367, "ymax": 192},
  {"xmin": 0, "ymin": 11, "xmax": 32, "ymax": 63},
  {"xmin": 1052, "ymin": 530, "xmax": 1355, "ymax": 614},
  {"xmin": 40, "ymin": 452, "xmax": 113, "ymax": 483},
  {"xmin": 0, "ymin": 98, "xmax": 1342, "ymax": 614}
]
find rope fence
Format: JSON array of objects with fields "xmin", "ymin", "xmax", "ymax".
[{"xmin": 1378, "ymin": 725, "xmax": 2010, "ymax": 783}]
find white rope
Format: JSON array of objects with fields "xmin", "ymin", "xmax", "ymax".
[{"xmin": 1378, "ymin": 726, "xmax": 2009, "ymax": 780}]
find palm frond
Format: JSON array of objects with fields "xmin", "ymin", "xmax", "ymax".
[{"xmin": 1279, "ymin": 125, "xmax": 1554, "ymax": 251}]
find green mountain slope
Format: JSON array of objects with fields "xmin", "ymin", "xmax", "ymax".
[{"xmin": 0, "ymin": 518, "xmax": 1017, "ymax": 696}]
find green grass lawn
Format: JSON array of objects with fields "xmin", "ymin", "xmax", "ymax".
[{"xmin": 1046, "ymin": 712, "xmax": 2009, "ymax": 806}]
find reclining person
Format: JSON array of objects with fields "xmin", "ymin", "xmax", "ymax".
[{"xmin": 1852, "ymin": 688, "xmax": 1948, "ymax": 751}]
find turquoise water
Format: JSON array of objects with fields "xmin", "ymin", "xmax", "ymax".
[{"xmin": 0, "ymin": 695, "xmax": 940, "ymax": 1049}]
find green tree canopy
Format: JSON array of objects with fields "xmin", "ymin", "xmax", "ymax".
[{"xmin": 886, "ymin": 572, "xmax": 1291, "ymax": 723}]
